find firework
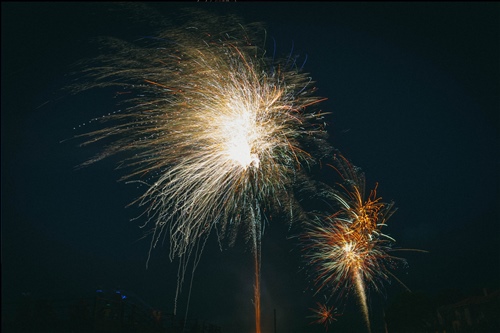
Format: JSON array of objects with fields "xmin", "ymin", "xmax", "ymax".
[
  {"xmin": 301, "ymin": 155, "xmax": 406, "ymax": 332},
  {"xmin": 309, "ymin": 302, "xmax": 339, "ymax": 331},
  {"xmin": 72, "ymin": 12, "xmax": 328, "ymax": 332}
]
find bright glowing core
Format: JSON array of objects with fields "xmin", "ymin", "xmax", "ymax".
[{"xmin": 223, "ymin": 110, "xmax": 261, "ymax": 170}]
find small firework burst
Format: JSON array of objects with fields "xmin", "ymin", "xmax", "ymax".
[{"xmin": 309, "ymin": 302, "xmax": 339, "ymax": 331}]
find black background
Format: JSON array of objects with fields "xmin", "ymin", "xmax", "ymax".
[{"xmin": 2, "ymin": 2, "xmax": 499, "ymax": 333}]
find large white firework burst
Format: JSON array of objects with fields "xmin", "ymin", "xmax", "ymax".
[{"xmin": 72, "ymin": 11, "xmax": 329, "ymax": 320}]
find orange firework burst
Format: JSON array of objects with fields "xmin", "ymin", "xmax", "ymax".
[
  {"xmin": 302, "ymin": 154, "xmax": 407, "ymax": 332},
  {"xmin": 309, "ymin": 302, "xmax": 339, "ymax": 331}
]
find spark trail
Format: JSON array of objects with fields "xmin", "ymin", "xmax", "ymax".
[
  {"xmin": 354, "ymin": 269, "xmax": 370, "ymax": 333},
  {"xmin": 253, "ymin": 220, "xmax": 262, "ymax": 333},
  {"xmin": 72, "ymin": 12, "xmax": 328, "ymax": 333}
]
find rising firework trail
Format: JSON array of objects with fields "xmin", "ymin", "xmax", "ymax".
[
  {"xmin": 71, "ymin": 11, "xmax": 328, "ymax": 333},
  {"xmin": 301, "ymin": 154, "xmax": 408, "ymax": 332}
]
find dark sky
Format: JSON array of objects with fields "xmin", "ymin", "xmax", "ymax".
[{"xmin": 2, "ymin": 2, "xmax": 499, "ymax": 333}]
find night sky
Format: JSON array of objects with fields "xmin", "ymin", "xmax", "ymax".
[{"xmin": 2, "ymin": 2, "xmax": 499, "ymax": 333}]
